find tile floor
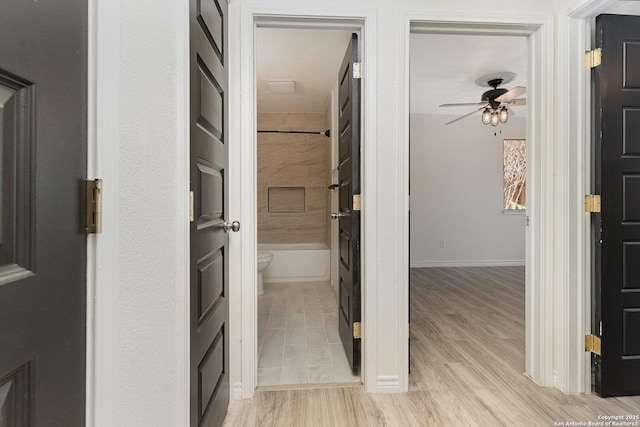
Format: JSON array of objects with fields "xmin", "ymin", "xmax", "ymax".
[{"xmin": 257, "ymin": 281, "xmax": 360, "ymax": 387}]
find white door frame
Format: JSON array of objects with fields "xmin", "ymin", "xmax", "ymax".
[
  {"xmin": 398, "ymin": 12, "xmax": 564, "ymax": 391},
  {"xmin": 557, "ymin": 0, "xmax": 640, "ymax": 394},
  {"xmin": 229, "ymin": 4, "xmax": 377, "ymax": 398}
]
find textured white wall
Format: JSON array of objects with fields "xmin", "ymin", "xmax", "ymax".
[
  {"xmin": 95, "ymin": 0, "xmax": 188, "ymax": 424},
  {"xmin": 410, "ymin": 114, "xmax": 526, "ymax": 266}
]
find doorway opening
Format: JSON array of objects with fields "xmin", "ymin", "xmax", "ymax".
[
  {"xmin": 255, "ymin": 26, "xmax": 361, "ymax": 387},
  {"xmin": 408, "ymin": 31, "xmax": 529, "ymax": 387}
]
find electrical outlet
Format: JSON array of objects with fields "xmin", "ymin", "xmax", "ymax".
[{"xmin": 439, "ymin": 240, "xmax": 445, "ymax": 249}]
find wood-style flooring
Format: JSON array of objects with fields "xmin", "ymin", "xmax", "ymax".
[{"xmin": 223, "ymin": 267, "xmax": 640, "ymax": 426}]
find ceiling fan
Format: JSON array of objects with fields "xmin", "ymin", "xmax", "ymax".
[{"xmin": 439, "ymin": 72, "xmax": 526, "ymax": 126}]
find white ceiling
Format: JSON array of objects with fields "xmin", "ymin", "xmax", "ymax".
[
  {"xmin": 256, "ymin": 28, "xmax": 528, "ymax": 120},
  {"xmin": 256, "ymin": 28, "xmax": 353, "ymax": 114},
  {"xmin": 410, "ymin": 33, "xmax": 527, "ymax": 116}
]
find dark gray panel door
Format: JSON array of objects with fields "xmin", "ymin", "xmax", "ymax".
[
  {"xmin": 0, "ymin": 0, "xmax": 87, "ymax": 425},
  {"xmin": 336, "ymin": 34, "xmax": 361, "ymax": 375},
  {"xmin": 189, "ymin": 0, "xmax": 230, "ymax": 425},
  {"xmin": 593, "ymin": 13, "xmax": 640, "ymax": 397}
]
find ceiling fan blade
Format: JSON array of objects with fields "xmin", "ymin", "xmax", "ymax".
[
  {"xmin": 506, "ymin": 98, "xmax": 526, "ymax": 106},
  {"xmin": 439, "ymin": 102, "xmax": 486, "ymax": 107},
  {"xmin": 445, "ymin": 106, "xmax": 486, "ymax": 125},
  {"xmin": 495, "ymin": 86, "xmax": 526, "ymax": 103},
  {"xmin": 507, "ymin": 106, "xmax": 516, "ymax": 116}
]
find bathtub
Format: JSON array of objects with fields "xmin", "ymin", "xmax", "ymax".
[{"xmin": 258, "ymin": 243, "xmax": 330, "ymax": 283}]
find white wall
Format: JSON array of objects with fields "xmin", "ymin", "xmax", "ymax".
[
  {"xmin": 410, "ymin": 114, "xmax": 526, "ymax": 267},
  {"xmin": 90, "ymin": 0, "xmax": 189, "ymax": 425}
]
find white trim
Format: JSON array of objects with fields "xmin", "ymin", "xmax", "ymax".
[
  {"xmin": 234, "ymin": 4, "xmax": 377, "ymax": 397},
  {"xmin": 88, "ymin": 0, "xmax": 121, "ymax": 424},
  {"xmin": 554, "ymin": 0, "xmax": 634, "ymax": 395},
  {"xmin": 409, "ymin": 261, "xmax": 526, "ymax": 268},
  {"xmin": 178, "ymin": 0, "xmax": 191, "ymax": 421},
  {"xmin": 376, "ymin": 375, "xmax": 400, "ymax": 392},
  {"xmin": 399, "ymin": 11, "xmax": 554, "ymax": 391}
]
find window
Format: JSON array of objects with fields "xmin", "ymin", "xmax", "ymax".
[{"xmin": 503, "ymin": 139, "xmax": 526, "ymax": 210}]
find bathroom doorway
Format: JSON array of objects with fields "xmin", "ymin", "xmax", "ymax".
[{"xmin": 255, "ymin": 27, "xmax": 361, "ymax": 387}]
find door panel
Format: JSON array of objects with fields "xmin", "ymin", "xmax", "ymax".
[
  {"xmin": 593, "ymin": 13, "xmax": 640, "ymax": 397},
  {"xmin": 0, "ymin": 0, "xmax": 87, "ymax": 424},
  {"xmin": 337, "ymin": 33, "xmax": 361, "ymax": 375},
  {"xmin": 190, "ymin": 0, "xmax": 230, "ymax": 425}
]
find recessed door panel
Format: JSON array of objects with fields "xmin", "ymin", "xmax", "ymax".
[
  {"xmin": 623, "ymin": 41, "xmax": 640, "ymax": 89},
  {"xmin": 622, "ymin": 309, "xmax": 640, "ymax": 358},
  {"xmin": 197, "ymin": 0, "xmax": 224, "ymax": 62},
  {"xmin": 623, "ymin": 109, "xmax": 640, "ymax": 156},
  {"xmin": 197, "ymin": 59, "xmax": 224, "ymax": 142},
  {"xmin": 623, "ymin": 175, "xmax": 640, "ymax": 222},
  {"xmin": 198, "ymin": 250, "xmax": 224, "ymax": 324},
  {"xmin": 198, "ymin": 328, "xmax": 224, "ymax": 418},
  {"xmin": 623, "ymin": 242, "xmax": 640, "ymax": 290}
]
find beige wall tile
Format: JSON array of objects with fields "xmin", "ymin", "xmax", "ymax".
[
  {"xmin": 268, "ymin": 187, "xmax": 305, "ymax": 213},
  {"xmin": 257, "ymin": 113, "xmax": 330, "ymax": 244}
]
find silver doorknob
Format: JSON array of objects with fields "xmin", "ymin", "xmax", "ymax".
[
  {"xmin": 331, "ymin": 212, "xmax": 346, "ymax": 220},
  {"xmin": 223, "ymin": 220, "xmax": 240, "ymax": 232}
]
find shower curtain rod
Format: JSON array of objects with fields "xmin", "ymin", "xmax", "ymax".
[{"xmin": 257, "ymin": 129, "xmax": 330, "ymax": 138}]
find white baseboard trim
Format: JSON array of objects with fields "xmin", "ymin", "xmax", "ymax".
[
  {"xmin": 409, "ymin": 260, "xmax": 525, "ymax": 268},
  {"xmin": 263, "ymin": 277, "xmax": 330, "ymax": 284},
  {"xmin": 376, "ymin": 375, "xmax": 400, "ymax": 392},
  {"xmin": 232, "ymin": 382, "xmax": 242, "ymax": 400}
]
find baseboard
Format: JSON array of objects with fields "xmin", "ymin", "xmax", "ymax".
[
  {"xmin": 409, "ymin": 260, "xmax": 525, "ymax": 268},
  {"xmin": 263, "ymin": 277, "xmax": 330, "ymax": 283},
  {"xmin": 376, "ymin": 375, "xmax": 400, "ymax": 392},
  {"xmin": 232, "ymin": 382, "xmax": 242, "ymax": 400}
]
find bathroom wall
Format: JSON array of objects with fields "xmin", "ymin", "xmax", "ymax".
[{"xmin": 257, "ymin": 113, "xmax": 330, "ymax": 244}]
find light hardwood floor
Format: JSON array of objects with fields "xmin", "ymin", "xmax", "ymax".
[{"xmin": 224, "ymin": 267, "xmax": 640, "ymax": 426}]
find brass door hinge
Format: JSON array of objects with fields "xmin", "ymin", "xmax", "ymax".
[
  {"xmin": 353, "ymin": 194, "xmax": 361, "ymax": 211},
  {"xmin": 585, "ymin": 334, "xmax": 601, "ymax": 356},
  {"xmin": 585, "ymin": 48, "xmax": 602, "ymax": 68},
  {"xmin": 585, "ymin": 194, "xmax": 601, "ymax": 213},
  {"xmin": 189, "ymin": 191, "xmax": 195, "ymax": 222},
  {"xmin": 84, "ymin": 179, "xmax": 103, "ymax": 234},
  {"xmin": 353, "ymin": 322, "xmax": 361, "ymax": 339},
  {"xmin": 353, "ymin": 62, "xmax": 362, "ymax": 79}
]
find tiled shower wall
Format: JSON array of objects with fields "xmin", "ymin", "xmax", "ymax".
[{"xmin": 257, "ymin": 113, "xmax": 330, "ymax": 244}]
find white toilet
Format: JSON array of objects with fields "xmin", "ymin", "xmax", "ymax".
[{"xmin": 257, "ymin": 252, "xmax": 273, "ymax": 295}]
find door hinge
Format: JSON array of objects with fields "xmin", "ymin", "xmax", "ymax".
[
  {"xmin": 585, "ymin": 194, "xmax": 601, "ymax": 213},
  {"xmin": 189, "ymin": 191, "xmax": 195, "ymax": 222},
  {"xmin": 585, "ymin": 48, "xmax": 602, "ymax": 68},
  {"xmin": 353, "ymin": 322, "xmax": 361, "ymax": 339},
  {"xmin": 585, "ymin": 334, "xmax": 601, "ymax": 356},
  {"xmin": 353, "ymin": 194, "xmax": 361, "ymax": 211},
  {"xmin": 84, "ymin": 179, "xmax": 103, "ymax": 234},
  {"xmin": 353, "ymin": 62, "xmax": 362, "ymax": 79}
]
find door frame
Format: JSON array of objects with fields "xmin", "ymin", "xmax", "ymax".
[
  {"xmin": 230, "ymin": 4, "xmax": 376, "ymax": 398},
  {"xmin": 557, "ymin": 0, "xmax": 640, "ymax": 394},
  {"xmin": 399, "ymin": 13, "xmax": 561, "ymax": 392}
]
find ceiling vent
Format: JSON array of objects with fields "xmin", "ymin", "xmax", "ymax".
[{"xmin": 268, "ymin": 81, "xmax": 296, "ymax": 94}]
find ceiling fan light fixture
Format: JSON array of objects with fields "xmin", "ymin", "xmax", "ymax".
[
  {"xmin": 481, "ymin": 108, "xmax": 492, "ymax": 125},
  {"xmin": 499, "ymin": 106, "xmax": 509, "ymax": 123},
  {"xmin": 490, "ymin": 111, "xmax": 500, "ymax": 126}
]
